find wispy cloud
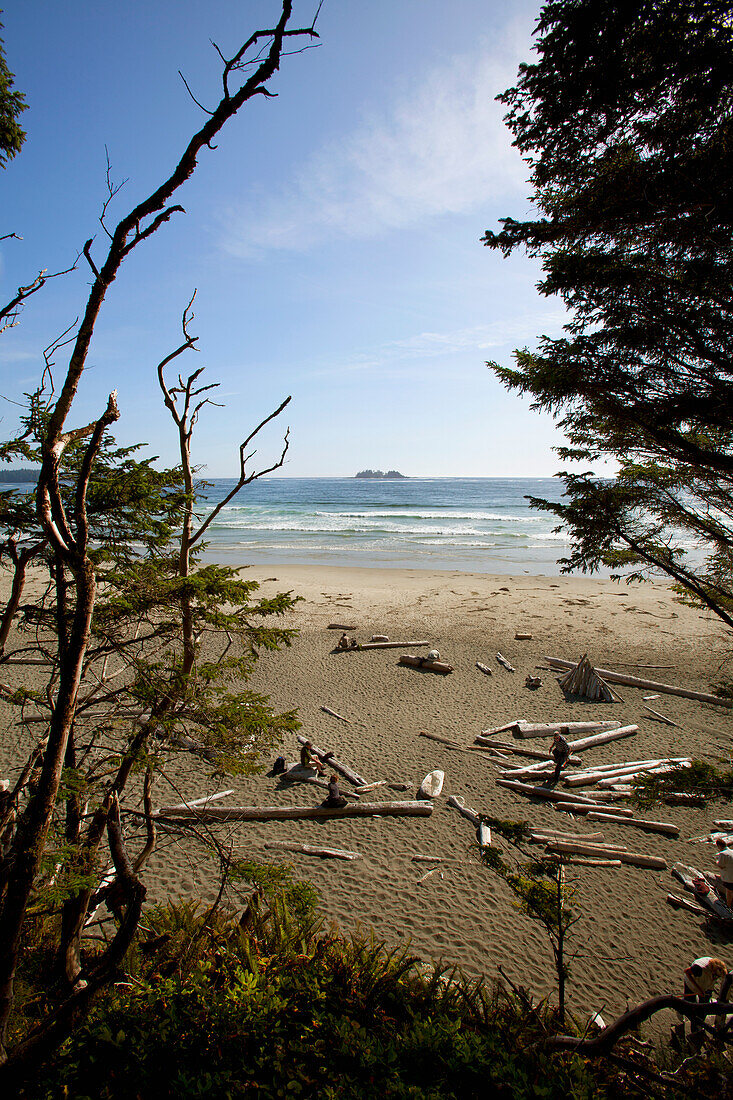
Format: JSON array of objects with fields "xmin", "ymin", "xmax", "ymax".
[
  {"xmin": 312, "ymin": 309, "xmax": 568, "ymax": 379},
  {"xmin": 223, "ymin": 28, "xmax": 528, "ymax": 256}
]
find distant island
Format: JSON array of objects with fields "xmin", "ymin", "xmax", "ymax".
[
  {"xmin": 354, "ymin": 469, "xmax": 407, "ymax": 479},
  {"xmin": 0, "ymin": 468, "xmax": 39, "ymax": 483}
]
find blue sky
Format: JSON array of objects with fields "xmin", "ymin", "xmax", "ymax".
[{"xmin": 0, "ymin": 0, "xmax": 569, "ymax": 478}]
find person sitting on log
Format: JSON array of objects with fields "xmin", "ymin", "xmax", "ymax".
[
  {"xmin": 715, "ymin": 837, "xmax": 733, "ymax": 909},
  {"xmin": 322, "ymin": 773, "xmax": 347, "ymax": 809},
  {"xmin": 300, "ymin": 740, "xmax": 325, "ymax": 776},
  {"xmin": 550, "ymin": 728, "xmax": 571, "ymax": 783},
  {"xmin": 337, "ymin": 632, "xmax": 350, "ymax": 650}
]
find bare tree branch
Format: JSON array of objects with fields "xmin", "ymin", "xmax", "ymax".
[{"xmin": 190, "ymin": 395, "xmax": 291, "ymax": 546}]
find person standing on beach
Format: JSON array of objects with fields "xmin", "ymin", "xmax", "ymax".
[
  {"xmin": 681, "ymin": 956, "xmax": 728, "ymax": 1036},
  {"xmin": 715, "ymin": 837, "xmax": 733, "ymax": 908},
  {"xmin": 550, "ymin": 728, "xmax": 571, "ymax": 783}
]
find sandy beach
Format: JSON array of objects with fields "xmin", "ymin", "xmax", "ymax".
[{"xmin": 2, "ymin": 564, "xmax": 732, "ymax": 1023}]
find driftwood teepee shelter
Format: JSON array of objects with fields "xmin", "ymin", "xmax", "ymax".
[{"xmin": 559, "ymin": 653, "xmax": 617, "ymax": 702}]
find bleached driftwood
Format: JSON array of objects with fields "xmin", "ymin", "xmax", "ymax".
[
  {"xmin": 500, "ymin": 754, "xmax": 583, "ymax": 777},
  {"xmin": 554, "ymin": 802, "xmax": 635, "ymax": 817},
  {"xmin": 584, "ymin": 811, "xmax": 679, "ymax": 838},
  {"xmin": 447, "ymin": 794, "xmax": 481, "ymax": 826},
  {"xmin": 518, "ymin": 720, "xmax": 620, "ymax": 738},
  {"xmin": 563, "ymin": 756, "xmax": 684, "ymax": 775},
  {"xmin": 476, "ymin": 662, "xmax": 493, "ymax": 675},
  {"xmin": 474, "ymin": 740, "xmax": 548, "ymax": 760},
  {"xmin": 496, "ymin": 652, "xmax": 515, "ymax": 672},
  {"xmin": 544, "ymin": 839, "xmax": 667, "ymax": 870},
  {"xmin": 495, "ymin": 779, "xmax": 618, "ymax": 807},
  {"xmin": 264, "ymin": 841, "xmax": 361, "ymax": 861},
  {"xmin": 477, "ymin": 821, "xmax": 492, "ymax": 848},
  {"xmin": 561, "ymin": 857, "xmax": 622, "ymax": 868},
  {"xmin": 399, "ymin": 654, "xmax": 453, "ymax": 674},
  {"xmin": 354, "ymin": 780, "xmax": 388, "ymax": 794},
  {"xmin": 159, "ymin": 801, "xmax": 433, "ymax": 823},
  {"xmin": 479, "ymin": 720, "xmax": 528, "ymax": 737},
  {"xmin": 545, "ymin": 656, "xmax": 733, "ymax": 709},
  {"xmin": 563, "ymin": 759, "xmax": 687, "ymax": 788},
  {"xmin": 666, "ymin": 892, "xmax": 706, "ymax": 916},
  {"xmin": 530, "ymin": 830, "xmax": 606, "ymax": 842},
  {"xmin": 296, "ymin": 734, "xmax": 367, "ymax": 787},
  {"xmin": 594, "ymin": 763, "xmax": 689, "ymax": 789},
  {"xmin": 163, "ymin": 790, "xmax": 234, "ymax": 812},
  {"xmin": 358, "ymin": 640, "xmax": 429, "ymax": 650},
  {"xmin": 418, "ymin": 867, "xmax": 441, "ymax": 884},
  {"xmin": 642, "ymin": 704, "xmax": 681, "ymax": 727},
  {"xmin": 419, "ymin": 731, "xmax": 462, "ymax": 748},
  {"xmin": 412, "ymin": 854, "xmax": 443, "ymax": 863},
  {"xmin": 564, "ymin": 726, "xmax": 640, "ymax": 752},
  {"xmin": 558, "ymin": 654, "xmax": 618, "ymax": 702},
  {"xmin": 321, "ymin": 705, "xmax": 350, "ymax": 723}
]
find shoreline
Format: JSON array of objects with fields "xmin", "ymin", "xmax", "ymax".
[{"xmin": 1, "ymin": 562, "xmax": 730, "ymax": 1022}]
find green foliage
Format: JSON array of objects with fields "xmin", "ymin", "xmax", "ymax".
[
  {"xmin": 480, "ymin": 814, "xmax": 532, "ymax": 846},
  {"xmin": 0, "ymin": 20, "xmax": 26, "ymax": 167},
  {"xmin": 483, "ymin": 0, "xmax": 733, "ymax": 628},
  {"xmin": 23, "ymin": 901, "xmax": 617, "ymax": 1100},
  {"xmin": 632, "ymin": 759, "xmax": 733, "ymax": 807}
]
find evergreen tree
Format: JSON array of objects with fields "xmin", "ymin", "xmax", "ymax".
[
  {"xmin": 0, "ymin": 17, "xmax": 26, "ymax": 167},
  {"xmin": 483, "ymin": 0, "xmax": 733, "ymax": 628}
]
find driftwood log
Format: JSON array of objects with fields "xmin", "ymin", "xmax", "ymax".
[
  {"xmin": 447, "ymin": 794, "xmax": 481, "ymax": 826},
  {"xmin": 584, "ymin": 812, "xmax": 679, "ymax": 838},
  {"xmin": 496, "ymin": 652, "xmax": 515, "ymax": 672},
  {"xmin": 554, "ymin": 802, "xmax": 634, "ymax": 817},
  {"xmin": 399, "ymin": 655, "xmax": 453, "ymax": 674},
  {"xmin": 544, "ymin": 839, "xmax": 666, "ymax": 870},
  {"xmin": 476, "ymin": 662, "xmax": 493, "ymax": 675},
  {"xmin": 667, "ymin": 892, "xmax": 706, "ymax": 916},
  {"xmin": 514, "ymin": 720, "xmax": 621, "ymax": 739},
  {"xmin": 496, "ymin": 779, "xmax": 621, "ymax": 807},
  {"xmin": 163, "ymin": 790, "xmax": 234, "ymax": 812},
  {"xmin": 159, "ymin": 800, "xmax": 433, "ymax": 823},
  {"xmin": 296, "ymin": 734, "xmax": 367, "ymax": 787},
  {"xmin": 264, "ymin": 841, "xmax": 361, "ymax": 861},
  {"xmin": 545, "ymin": 656, "xmax": 733, "ymax": 709},
  {"xmin": 544, "ymin": 996, "xmax": 733, "ymax": 1058},
  {"xmin": 566, "ymin": 725, "xmax": 639, "ymax": 752},
  {"xmin": 358, "ymin": 640, "xmax": 429, "ymax": 650}
]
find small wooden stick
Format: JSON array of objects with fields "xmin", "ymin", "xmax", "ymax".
[
  {"xmin": 642, "ymin": 704, "xmax": 681, "ymax": 728},
  {"xmin": 496, "ymin": 652, "xmax": 515, "ymax": 672},
  {"xmin": 418, "ymin": 867, "xmax": 440, "ymax": 884},
  {"xmin": 476, "ymin": 662, "xmax": 493, "ymax": 676},
  {"xmin": 322, "ymin": 705, "xmax": 350, "ymax": 723},
  {"xmin": 419, "ymin": 731, "xmax": 461, "ymax": 748}
]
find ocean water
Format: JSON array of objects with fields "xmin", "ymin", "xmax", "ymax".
[{"xmin": 195, "ymin": 477, "xmax": 574, "ymax": 574}]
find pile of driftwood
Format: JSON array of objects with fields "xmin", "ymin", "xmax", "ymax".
[
  {"xmin": 477, "ymin": 719, "xmax": 627, "ymax": 741},
  {"xmin": 558, "ymin": 653, "xmax": 619, "ymax": 702},
  {"xmin": 545, "ymin": 655, "xmax": 733, "ymax": 709},
  {"xmin": 561, "ymin": 757, "xmax": 691, "ymax": 790}
]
